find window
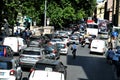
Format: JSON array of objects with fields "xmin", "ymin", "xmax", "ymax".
[
  {"xmin": 0, "ymin": 62, "xmax": 12, "ymax": 69},
  {"xmin": 23, "ymin": 51, "xmax": 40, "ymax": 55}
]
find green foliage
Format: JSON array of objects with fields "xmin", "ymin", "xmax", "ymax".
[{"xmin": 1, "ymin": 0, "xmax": 96, "ymax": 29}]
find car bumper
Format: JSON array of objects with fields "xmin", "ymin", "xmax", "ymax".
[
  {"xmin": 90, "ymin": 49, "xmax": 105, "ymax": 54},
  {"xmin": 59, "ymin": 49, "xmax": 68, "ymax": 54},
  {"xmin": 19, "ymin": 62, "xmax": 35, "ymax": 68},
  {"xmin": 0, "ymin": 76, "xmax": 16, "ymax": 80}
]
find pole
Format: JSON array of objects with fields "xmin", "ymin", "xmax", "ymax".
[{"xmin": 44, "ymin": 0, "xmax": 47, "ymax": 27}]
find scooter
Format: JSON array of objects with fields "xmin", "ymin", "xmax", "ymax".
[{"xmin": 81, "ymin": 40, "xmax": 86, "ymax": 47}]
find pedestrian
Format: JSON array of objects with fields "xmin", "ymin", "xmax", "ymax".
[
  {"xmin": 71, "ymin": 42, "xmax": 77, "ymax": 59},
  {"xmin": 112, "ymin": 51, "xmax": 120, "ymax": 79},
  {"xmin": 111, "ymin": 37, "xmax": 117, "ymax": 50}
]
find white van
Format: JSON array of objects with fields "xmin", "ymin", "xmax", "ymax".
[
  {"xmin": 90, "ymin": 39, "xmax": 107, "ymax": 54},
  {"xmin": 3, "ymin": 37, "xmax": 27, "ymax": 53}
]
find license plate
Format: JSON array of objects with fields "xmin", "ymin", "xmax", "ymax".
[{"xmin": 0, "ymin": 72, "xmax": 4, "ymax": 76}]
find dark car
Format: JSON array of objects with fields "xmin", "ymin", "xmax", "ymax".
[
  {"xmin": 28, "ymin": 59, "xmax": 67, "ymax": 80},
  {"xmin": 29, "ymin": 36, "xmax": 50, "ymax": 47},
  {"xmin": 43, "ymin": 45, "xmax": 60, "ymax": 60},
  {"xmin": 0, "ymin": 45, "xmax": 14, "ymax": 57}
]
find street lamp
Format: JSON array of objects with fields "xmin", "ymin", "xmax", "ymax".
[{"xmin": 44, "ymin": 0, "xmax": 47, "ymax": 27}]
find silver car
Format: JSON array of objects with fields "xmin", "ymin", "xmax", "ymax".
[
  {"xmin": 69, "ymin": 35, "xmax": 80, "ymax": 44},
  {"xmin": 19, "ymin": 47, "xmax": 44, "ymax": 69}
]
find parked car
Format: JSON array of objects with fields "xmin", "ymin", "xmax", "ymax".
[
  {"xmin": 0, "ymin": 57, "xmax": 22, "ymax": 80},
  {"xmin": 0, "ymin": 45, "xmax": 14, "ymax": 57},
  {"xmin": 56, "ymin": 42, "xmax": 68, "ymax": 55},
  {"xmin": 2, "ymin": 37, "xmax": 27, "ymax": 54},
  {"xmin": 90, "ymin": 39, "xmax": 108, "ymax": 54},
  {"xmin": 43, "ymin": 45, "xmax": 60, "ymax": 60},
  {"xmin": 19, "ymin": 47, "xmax": 44, "ymax": 69},
  {"xmin": 24, "ymin": 59, "xmax": 67, "ymax": 80}
]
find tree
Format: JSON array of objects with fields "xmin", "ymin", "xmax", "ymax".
[{"xmin": 1, "ymin": 0, "xmax": 97, "ymax": 30}]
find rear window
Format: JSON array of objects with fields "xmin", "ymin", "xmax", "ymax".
[
  {"xmin": 35, "ymin": 63, "xmax": 56, "ymax": 71},
  {"xmin": 0, "ymin": 61, "xmax": 12, "ymax": 69},
  {"xmin": 56, "ymin": 43, "xmax": 65, "ymax": 48},
  {"xmin": 22, "ymin": 51, "xmax": 40, "ymax": 55},
  {"xmin": 92, "ymin": 40, "xmax": 105, "ymax": 45}
]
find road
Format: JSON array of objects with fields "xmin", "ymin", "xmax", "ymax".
[{"xmin": 21, "ymin": 44, "xmax": 116, "ymax": 80}]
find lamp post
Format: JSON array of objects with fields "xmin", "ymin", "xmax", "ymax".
[{"xmin": 44, "ymin": 0, "xmax": 47, "ymax": 27}]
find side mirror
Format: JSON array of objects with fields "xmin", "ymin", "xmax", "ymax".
[{"xmin": 22, "ymin": 77, "xmax": 28, "ymax": 80}]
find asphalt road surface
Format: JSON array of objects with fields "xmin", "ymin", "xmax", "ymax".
[{"xmin": 21, "ymin": 44, "xmax": 116, "ymax": 80}]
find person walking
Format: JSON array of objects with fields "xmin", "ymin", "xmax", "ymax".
[{"xmin": 71, "ymin": 42, "xmax": 77, "ymax": 59}]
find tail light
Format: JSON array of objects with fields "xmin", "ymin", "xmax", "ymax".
[
  {"xmin": 64, "ymin": 44, "xmax": 67, "ymax": 48},
  {"xmin": 30, "ymin": 68, "xmax": 34, "ymax": 73},
  {"xmin": 53, "ymin": 50, "xmax": 57, "ymax": 53},
  {"xmin": 10, "ymin": 69, "xmax": 15, "ymax": 75},
  {"xmin": 4, "ymin": 48, "xmax": 6, "ymax": 57},
  {"xmin": 102, "ymin": 48, "xmax": 105, "ymax": 51}
]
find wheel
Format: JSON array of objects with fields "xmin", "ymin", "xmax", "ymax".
[{"xmin": 89, "ymin": 51, "xmax": 92, "ymax": 54}]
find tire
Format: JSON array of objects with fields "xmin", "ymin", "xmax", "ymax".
[
  {"xmin": 18, "ymin": 72, "xmax": 22, "ymax": 80},
  {"xmin": 89, "ymin": 51, "xmax": 92, "ymax": 54}
]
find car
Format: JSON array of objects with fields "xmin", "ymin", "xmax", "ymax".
[
  {"xmin": 69, "ymin": 35, "xmax": 79, "ymax": 44},
  {"xmin": 25, "ymin": 59, "xmax": 67, "ymax": 80},
  {"xmin": 58, "ymin": 31, "xmax": 68, "ymax": 37},
  {"xmin": 0, "ymin": 45, "xmax": 14, "ymax": 57},
  {"xmin": 56, "ymin": 42, "xmax": 68, "ymax": 55},
  {"xmin": 19, "ymin": 47, "xmax": 44, "ymax": 69},
  {"xmin": 99, "ymin": 31, "xmax": 109, "ymax": 39},
  {"xmin": 43, "ymin": 45, "xmax": 60, "ymax": 60},
  {"xmin": 49, "ymin": 38, "xmax": 63, "ymax": 45},
  {"xmin": 62, "ymin": 36, "xmax": 70, "ymax": 46},
  {"xmin": 29, "ymin": 36, "xmax": 50, "ymax": 47},
  {"xmin": 0, "ymin": 57, "xmax": 22, "ymax": 80},
  {"xmin": 2, "ymin": 37, "xmax": 27, "ymax": 53},
  {"xmin": 90, "ymin": 39, "xmax": 108, "ymax": 54}
]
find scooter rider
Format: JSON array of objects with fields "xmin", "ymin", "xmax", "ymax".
[{"xmin": 71, "ymin": 42, "xmax": 77, "ymax": 59}]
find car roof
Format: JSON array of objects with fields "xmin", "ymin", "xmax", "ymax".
[
  {"xmin": 0, "ymin": 45, "xmax": 11, "ymax": 48},
  {"xmin": 36, "ymin": 59, "xmax": 60, "ymax": 65},
  {"xmin": 0, "ymin": 57, "xmax": 14, "ymax": 62},
  {"xmin": 23, "ymin": 47, "xmax": 44, "ymax": 51}
]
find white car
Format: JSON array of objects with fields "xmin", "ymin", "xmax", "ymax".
[
  {"xmin": 49, "ymin": 38, "xmax": 63, "ymax": 45},
  {"xmin": 90, "ymin": 39, "xmax": 107, "ymax": 54},
  {"xmin": 56, "ymin": 42, "xmax": 68, "ymax": 55},
  {"xmin": 69, "ymin": 35, "xmax": 79, "ymax": 44},
  {"xmin": 23, "ymin": 59, "xmax": 67, "ymax": 80},
  {"xmin": 0, "ymin": 57, "xmax": 22, "ymax": 80},
  {"xmin": 3, "ymin": 37, "xmax": 27, "ymax": 53}
]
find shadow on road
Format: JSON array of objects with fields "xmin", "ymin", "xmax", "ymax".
[{"xmin": 67, "ymin": 55, "xmax": 115, "ymax": 80}]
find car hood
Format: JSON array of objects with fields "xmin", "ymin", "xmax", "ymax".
[{"xmin": 29, "ymin": 70, "xmax": 64, "ymax": 80}]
